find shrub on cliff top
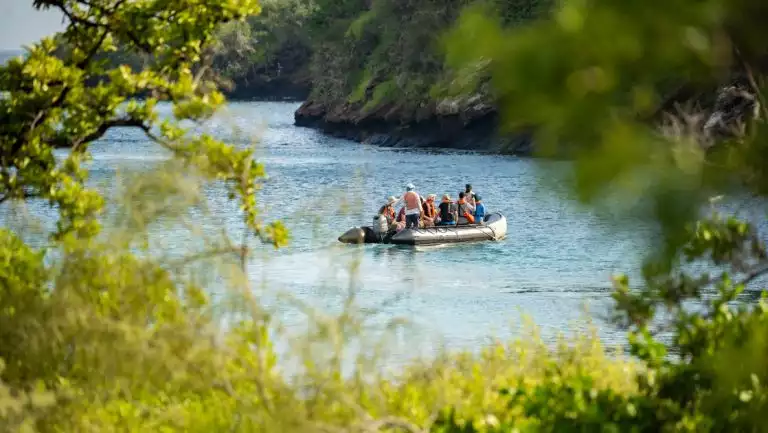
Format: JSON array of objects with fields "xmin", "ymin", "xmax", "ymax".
[{"xmin": 304, "ymin": 0, "xmax": 556, "ymax": 111}]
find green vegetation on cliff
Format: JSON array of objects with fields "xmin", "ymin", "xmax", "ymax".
[
  {"xmin": 302, "ymin": 0, "xmax": 555, "ymax": 116},
  {"xmin": 102, "ymin": 0, "xmax": 556, "ymax": 109},
  {"xmin": 84, "ymin": 0, "xmax": 316, "ymax": 100},
  {"xmin": 446, "ymin": 0, "xmax": 768, "ymax": 253},
  {"xmin": 209, "ymin": 0, "xmax": 315, "ymax": 99}
]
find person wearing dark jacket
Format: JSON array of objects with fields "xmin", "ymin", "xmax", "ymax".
[{"xmin": 437, "ymin": 194, "xmax": 458, "ymax": 226}]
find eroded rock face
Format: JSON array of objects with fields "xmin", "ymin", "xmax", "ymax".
[
  {"xmin": 293, "ymin": 96, "xmax": 532, "ymax": 155},
  {"xmin": 295, "ymin": 82, "xmax": 762, "ymax": 156}
]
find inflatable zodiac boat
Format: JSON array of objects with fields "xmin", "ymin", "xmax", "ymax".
[{"xmin": 338, "ymin": 212, "xmax": 507, "ymax": 246}]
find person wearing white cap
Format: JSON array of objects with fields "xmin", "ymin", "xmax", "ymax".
[
  {"xmin": 372, "ymin": 196, "xmax": 398, "ymax": 240},
  {"xmin": 401, "ymin": 183, "xmax": 422, "ymax": 229},
  {"xmin": 377, "ymin": 196, "xmax": 398, "ymax": 223}
]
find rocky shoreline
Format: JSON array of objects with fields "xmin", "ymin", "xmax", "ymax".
[
  {"xmin": 290, "ymin": 81, "xmax": 760, "ymax": 156},
  {"xmin": 293, "ymin": 99, "xmax": 534, "ymax": 155},
  {"xmin": 217, "ymin": 68, "xmax": 760, "ymax": 157}
]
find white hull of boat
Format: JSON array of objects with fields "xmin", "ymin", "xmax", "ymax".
[{"xmin": 338, "ymin": 212, "xmax": 507, "ymax": 246}]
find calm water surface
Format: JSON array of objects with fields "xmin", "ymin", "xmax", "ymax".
[{"xmin": 10, "ymin": 101, "xmax": 768, "ymax": 360}]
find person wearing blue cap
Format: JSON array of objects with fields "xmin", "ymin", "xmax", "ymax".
[{"xmin": 473, "ymin": 195, "xmax": 486, "ymax": 223}]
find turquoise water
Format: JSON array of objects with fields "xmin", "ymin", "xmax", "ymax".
[{"xmin": 10, "ymin": 101, "xmax": 767, "ymax": 359}]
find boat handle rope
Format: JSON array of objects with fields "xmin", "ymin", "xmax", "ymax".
[
  {"xmin": 413, "ymin": 223, "xmax": 499, "ymax": 240},
  {"xmin": 484, "ymin": 225, "xmax": 497, "ymax": 241}
]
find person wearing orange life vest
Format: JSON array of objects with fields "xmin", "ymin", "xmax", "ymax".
[
  {"xmin": 396, "ymin": 206, "xmax": 406, "ymax": 223},
  {"xmin": 456, "ymin": 191, "xmax": 476, "ymax": 225},
  {"xmin": 421, "ymin": 194, "xmax": 437, "ymax": 227},
  {"xmin": 382, "ymin": 205, "xmax": 406, "ymax": 234}
]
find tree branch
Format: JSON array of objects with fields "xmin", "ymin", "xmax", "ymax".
[
  {"xmin": 47, "ymin": 0, "xmax": 101, "ymax": 29},
  {"xmin": 0, "ymin": 191, "xmax": 39, "ymax": 205},
  {"xmin": 52, "ymin": 116, "xmax": 148, "ymax": 149},
  {"xmin": 736, "ymin": 263, "xmax": 768, "ymax": 288},
  {"xmin": 13, "ymin": 28, "xmax": 110, "ymax": 157},
  {"xmin": 735, "ymin": 46, "xmax": 768, "ymax": 122},
  {"xmin": 50, "ymin": 0, "xmax": 152, "ymax": 53},
  {"xmin": 362, "ymin": 417, "xmax": 425, "ymax": 433}
]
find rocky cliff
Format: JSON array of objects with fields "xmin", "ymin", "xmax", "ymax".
[
  {"xmin": 285, "ymin": 0, "xmax": 552, "ymax": 154},
  {"xmin": 294, "ymin": 80, "xmax": 761, "ymax": 157},
  {"xmin": 294, "ymin": 95, "xmax": 534, "ymax": 155}
]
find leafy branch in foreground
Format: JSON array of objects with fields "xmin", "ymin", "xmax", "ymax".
[
  {"xmin": 444, "ymin": 0, "xmax": 768, "ymax": 265},
  {"xmin": 432, "ymin": 0, "xmax": 768, "ymax": 431},
  {"xmin": 0, "ymin": 0, "xmax": 287, "ymax": 246}
]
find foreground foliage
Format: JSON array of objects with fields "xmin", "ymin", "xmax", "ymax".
[
  {"xmin": 3, "ymin": 0, "xmax": 768, "ymax": 432},
  {"xmin": 440, "ymin": 0, "xmax": 768, "ymax": 431},
  {"xmin": 445, "ymin": 0, "xmax": 768, "ymax": 259}
]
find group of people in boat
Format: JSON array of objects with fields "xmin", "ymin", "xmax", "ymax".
[{"xmin": 374, "ymin": 183, "xmax": 487, "ymax": 236}]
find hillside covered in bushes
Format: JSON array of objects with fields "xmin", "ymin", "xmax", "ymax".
[
  {"xmin": 296, "ymin": 0, "xmax": 559, "ymax": 152},
  {"xmin": 14, "ymin": 0, "xmax": 767, "ymax": 154},
  {"xmin": 200, "ymin": 0, "xmax": 767, "ymax": 154},
  {"xmin": 191, "ymin": 0, "xmax": 554, "ymax": 152}
]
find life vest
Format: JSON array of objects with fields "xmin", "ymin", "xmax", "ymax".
[
  {"xmin": 423, "ymin": 201, "xmax": 436, "ymax": 218},
  {"xmin": 379, "ymin": 205, "xmax": 395, "ymax": 222},
  {"xmin": 457, "ymin": 199, "xmax": 475, "ymax": 224}
]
